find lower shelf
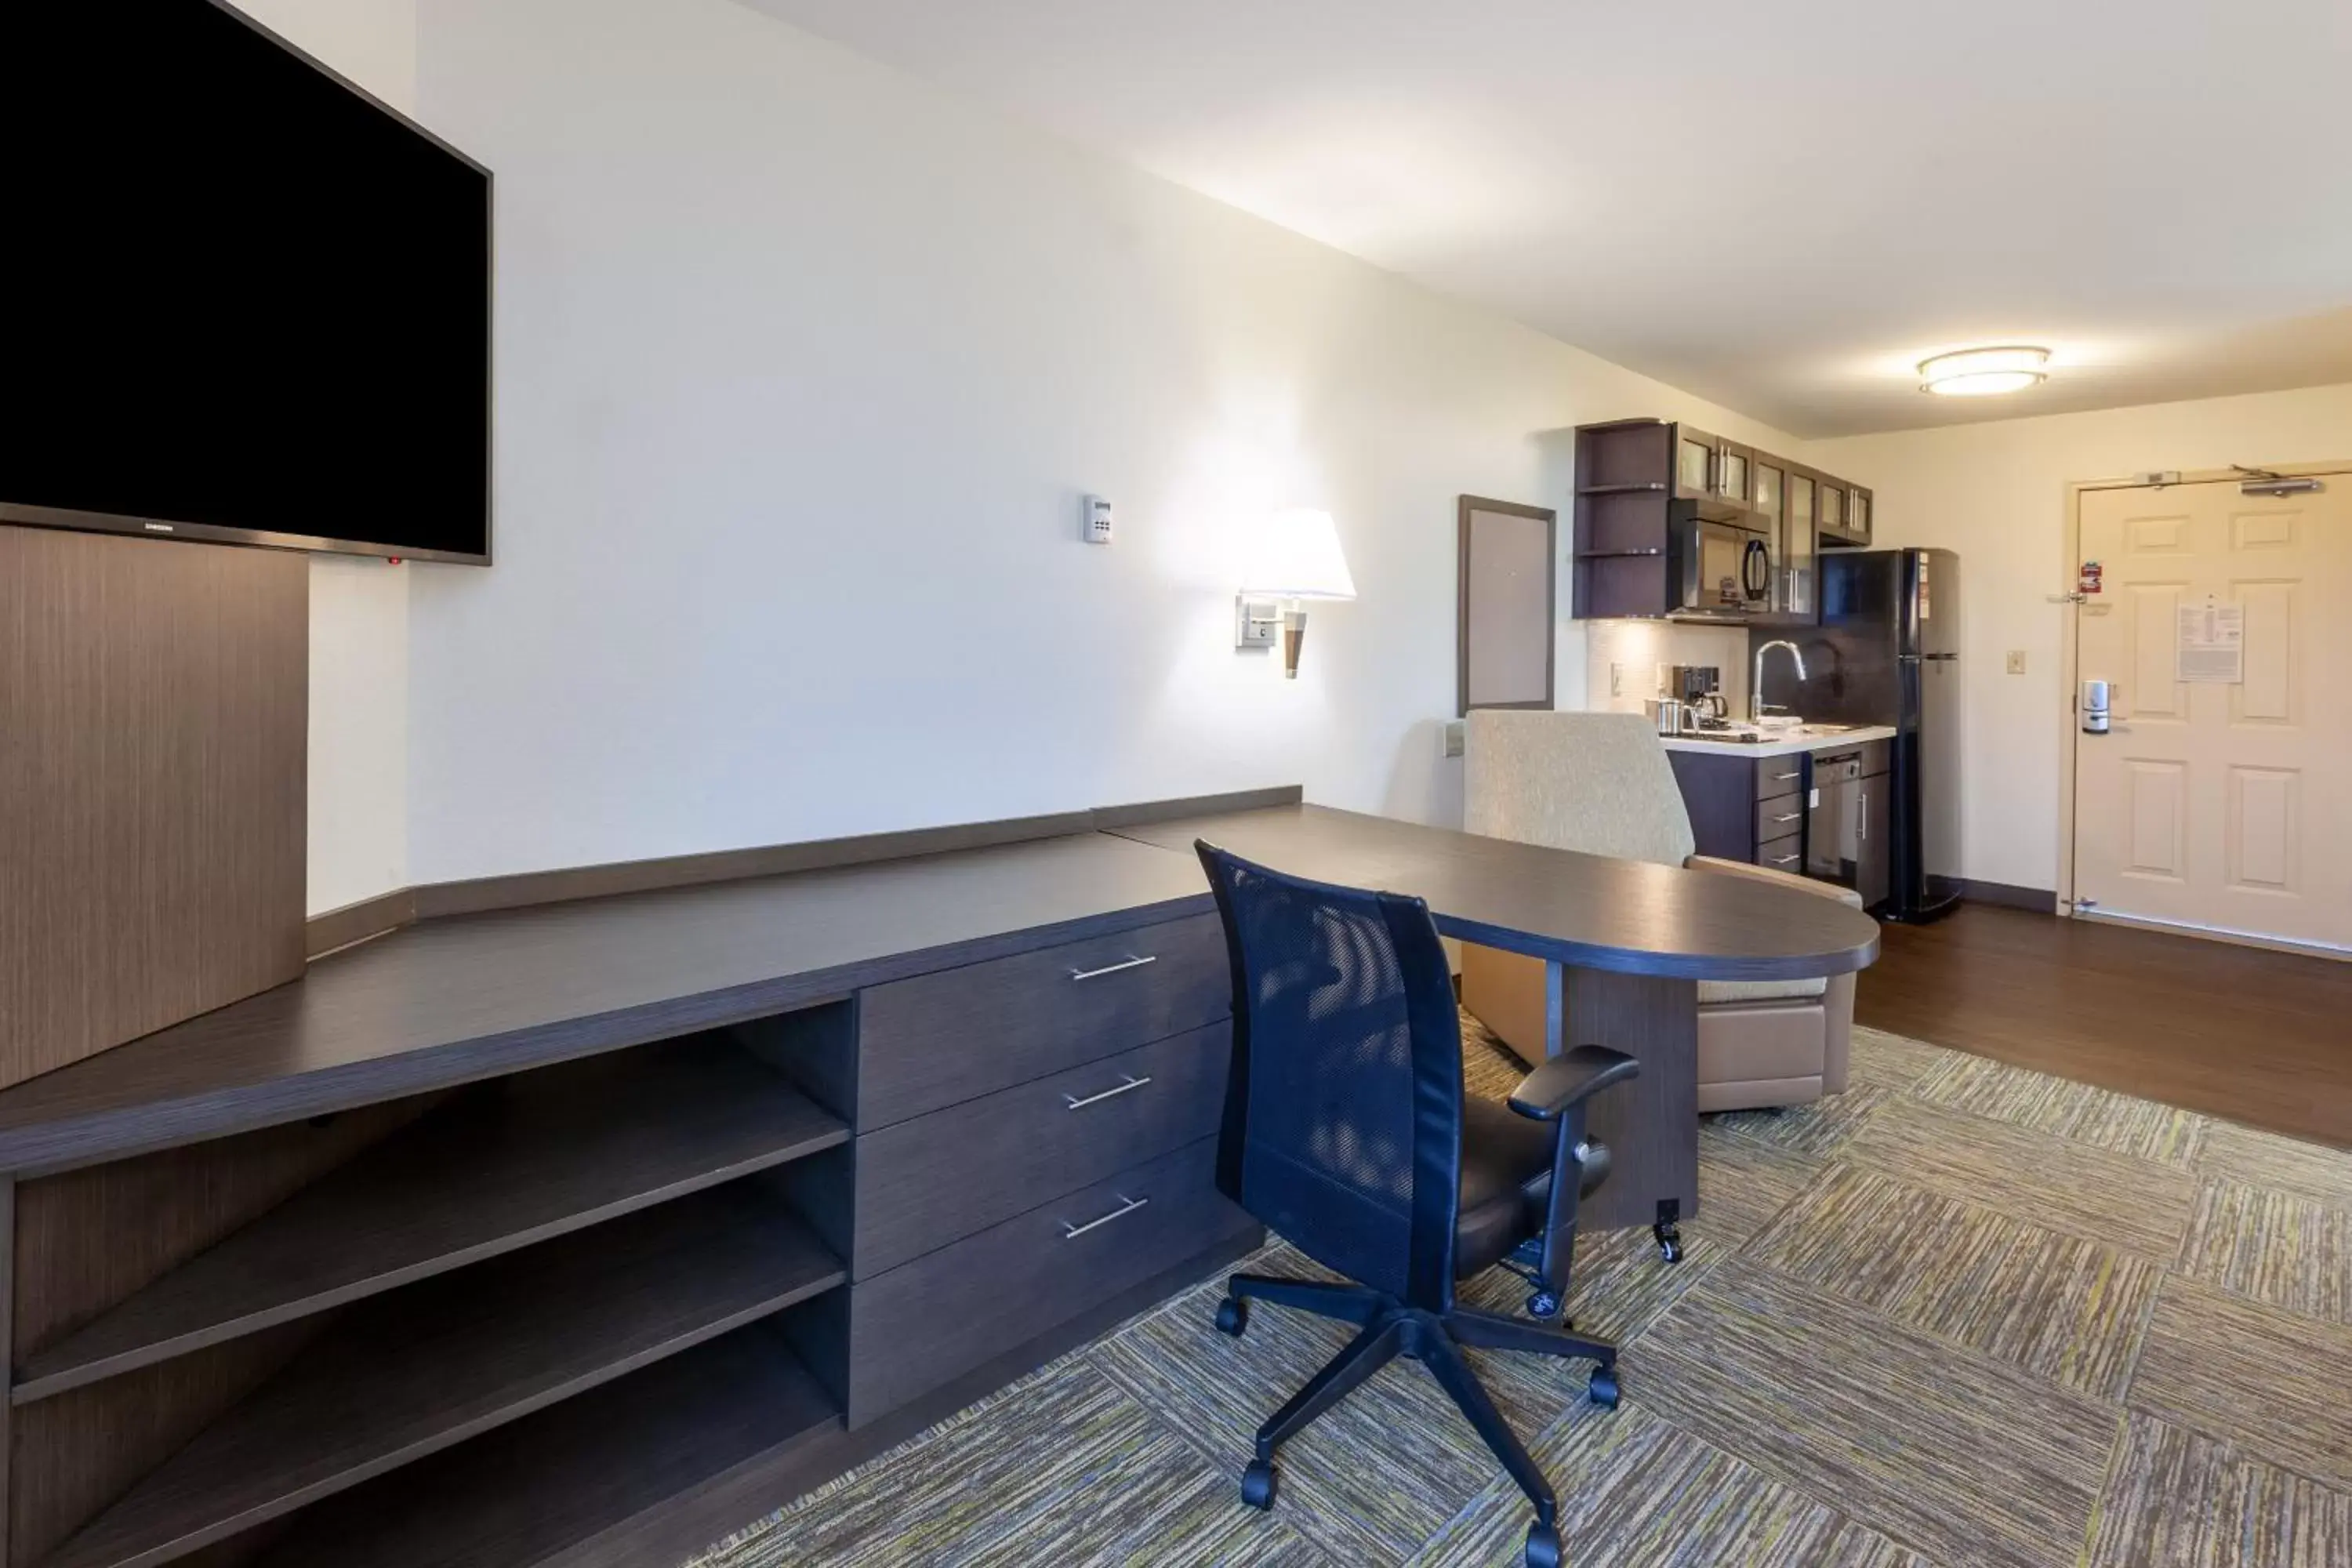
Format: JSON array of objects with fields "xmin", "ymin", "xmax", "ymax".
[
  {"xmin": 42, "ymin": 1185, "xmax": 843, "ymax": 1568},
  {"xmin": 253, "ymin": 1323, "xmax": 843, "ymax": 1568}
]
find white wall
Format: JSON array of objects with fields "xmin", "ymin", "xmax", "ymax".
[
  {"xmin": 227, "ymin": 0, "xmax": 420, "ymax": 914},
  {"xmin": 395, "ymin": 0, "xmax": 1801, "ymax": 884},
  {"xmin": 1809, "ymin": 382, "xmax": 2352, "ymax": 892}
]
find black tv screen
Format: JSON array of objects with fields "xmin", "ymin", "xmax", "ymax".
[{"xmin": 2, "ymin": 1, "xmax": 492, "ymax": 563}]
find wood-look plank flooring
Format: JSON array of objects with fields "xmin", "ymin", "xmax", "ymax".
[{"xmin": 1855, "ymin": 906, "xmax": 2352, "ymax": 1150}]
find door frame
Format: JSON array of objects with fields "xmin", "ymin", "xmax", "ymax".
[{"xmin": 2056, "ymin": 461, "xmax": 2352, "ymax": 944}]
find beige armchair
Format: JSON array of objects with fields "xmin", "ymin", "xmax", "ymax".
[{"xmin": 1460, "ymin": 710, "xmax": 1865, "ymax": 1113}]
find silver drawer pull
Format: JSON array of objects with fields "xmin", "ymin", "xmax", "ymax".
[
  {"xmin": 1770, "ymin": 812, "xmax": 1802, "ymax": 825},
  {"xmin": 1064, "ymin": 1073, "xmax": 1152, "ymax": 1110},
  {"xmin": 1773, "ymin": 771, "xmax": 1802, "ymax": 782},
  {"xmin": 1771, "ymin": 854, "xmax": 1800, "ymax": 866},
  {"xmin": 1069, "ymin": 954, "xmax": 1156, "ymax": 982},
  {"xmin": 1061, "ymin": 1194, "xmax": 1149, "ymax": 1239}
]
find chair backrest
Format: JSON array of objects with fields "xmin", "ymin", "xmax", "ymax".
[
  {"xmin": 1465, "ymin": 710, "xmax": 1696, "ymax": 866},
  {"xmin": 1195, "ymin": 840, "xmax": 1465, "ymax": 1308}
]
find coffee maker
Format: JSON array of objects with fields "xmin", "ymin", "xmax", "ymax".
[{"xmin": 1664, "ymin": 665, "xmax": 1728, "ymax": 723}]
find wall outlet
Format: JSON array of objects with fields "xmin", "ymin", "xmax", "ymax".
[
  {"xmin": 1610, "ymin": 662, "xmax": 1623, "ymax": 697},
  {"xmin": 1441, "ymin": 720, "xmax": 1465, "ymax": 759},
  {"xmin": 2005, "ymin": 650, "xmax": 2027, "ymax": 675}
]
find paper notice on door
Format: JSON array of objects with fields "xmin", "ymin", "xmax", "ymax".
[{"xmin": 2176, "ymin": 601, "xmax": 2245, "ymax": 684}]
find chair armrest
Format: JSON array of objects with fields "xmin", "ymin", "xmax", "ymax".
[
  {"xmin": 1685, "ymin": 854, "xmax": 1866, "ymax": 909},
  {"xmin": 1507, "ymin": 1044, "xmax": 1640, "ymax": 1121}
]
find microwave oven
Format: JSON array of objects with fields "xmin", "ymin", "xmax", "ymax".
[{"xmin": 1673, "ymin": 514, "xmax": 1773, "ymax": 618}]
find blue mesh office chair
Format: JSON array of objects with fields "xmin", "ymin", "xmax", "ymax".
[{"xmin": 1196, "ymin": 841, "xmax": 1637, "ymax": 1568}]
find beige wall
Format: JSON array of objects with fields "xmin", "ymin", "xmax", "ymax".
[{"xmin": 1808, "ymin": 382, "xmax": 2352, "ymax": 893}]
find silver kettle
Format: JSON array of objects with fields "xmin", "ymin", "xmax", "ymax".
[{"xmin": 1645, "ymin": 698, "xmax": 1693, "ymax": 735}]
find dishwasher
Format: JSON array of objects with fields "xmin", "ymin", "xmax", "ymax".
[{"xmin": 1806, "ymin": 746, "xmax": 1891, "ymax": 909}]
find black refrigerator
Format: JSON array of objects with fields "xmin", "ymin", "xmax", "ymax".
[{"xmin": 1784, "ymin": 549, "xmax": 1962, "ymax": 922}]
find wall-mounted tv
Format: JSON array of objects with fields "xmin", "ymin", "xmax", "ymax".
[{"xmin": 2, "ymin": 1, "xmax": 492, "ymax": 564}]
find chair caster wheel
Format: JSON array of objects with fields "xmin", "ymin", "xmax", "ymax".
[
  {"xmin": 1524, "ymin": 1521, "xmax": 1563, "ymax": 1568},
  {"xmin": 1525, "ymin": 1289, "xmax": 1562, "ymax": 1320},
  {"xmin": 1653, "ymin": 1222, "xmax": 1684, "ymax": 1264},
  {"xmin": 1588, "ymin": 1366, "xmax": 1621, "ymax": 1409},
  {"xmin": 1240, "ymin": 1458, "xmax": 1277, "ymax": 1510},
  {"xmin": 1214, "ymin": 1297, "xmax": 1248, "ymax": 1337}
]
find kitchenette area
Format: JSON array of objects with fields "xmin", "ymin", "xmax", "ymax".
[{"xmin": 1570, "ymin": 417, "xmax": 1962, "ymax": 921}]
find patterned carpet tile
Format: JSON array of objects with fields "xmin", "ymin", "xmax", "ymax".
[
  {"xmin": 1628, "ymin": 1263, "xmax": 2121, "ymax": 1568},
  {"xmin": 2198, "ymin": 1121, "xmax": 2352, "ymax": 1210},
  {"xmin": 699, "ymin": 1356, "xmax": 1326, "ymax": 1567},
  {"xmin": 1744, "ymin": 1166, "xmax": 2163, "ymax": 1400},
  {"xmin": 1090, "ymin": 1273, "xmax": 1599, "ymax": 1565},
  {"xmin": 1911, "ymin": 1053, "xmax": 2208, "ymax": 1169},
  {"xmin": 1846, "ymin": 1025, "xmax": 1954, "ymax": 1091},
  {"xmin": 1695, "ymin": 1121, "xmax": 1825, "ymax": 1246},
  {"xmin": 2085, "ymin": 1412, "xmax": 2352, "ymax": 1568},
  {"xmin": 2128, "ymin": 1275, "xmax": 2352, "ymax": 1493},
  {"xmin": 1408, "ymin": 1403, "xmax": 1930, "ymax": 1568},
  {"xmin": 2177, "ymin": 1178, "xmax": 2352, "ymax": 1327},
  {"xmin": 1451, "ymin": 1219, "xmax": 1717, "ymax": 1345},
  {"xmin": 1703, "ymin": 1082, "xmax": 1893, "ymax": 1159},
  {"xmin": 1842, "ymin": 1096, "xmax": 2198, "ymax": 1260}
]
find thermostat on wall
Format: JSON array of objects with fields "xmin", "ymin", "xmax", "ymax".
[{"xmin": 1081, "ymin": 495, "xmax": 1113, "ymax": 544}]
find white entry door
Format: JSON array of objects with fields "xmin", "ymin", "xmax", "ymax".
[{"xmin": 2072, "ymin": 474, "xmax": 2352, "ymax": 952}]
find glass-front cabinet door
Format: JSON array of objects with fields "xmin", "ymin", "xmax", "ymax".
[
  {"xmin": 1849, "ymin": 488, "xmax": 1872, "ymax": 544},
  {"xmin": 1819, "ymin": 480, "xmax": 1846, "ymax": 539},
  {"xmin": 1676, "ymin": 430, "xmax": 1715, "ymax": 501},
  {"xmin": 1784, "ymin": 470, "xmax": 1817, "ymax": 619},
  {"xmin": 1716, "ymin": 444, "xmax": 1751, "ymax": 510}
]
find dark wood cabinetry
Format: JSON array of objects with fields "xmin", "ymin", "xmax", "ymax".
[
  {"xmin": 1570, "ymin": 422, "xmax": 1878, "ymax": 622},
  {"xmin": 1667, "ymin": 750, "xmax": 1809, "ymax": 869},
  {"xmin": 0, "ymin": 824, "xmax": 1259, "ymax": 1568}
]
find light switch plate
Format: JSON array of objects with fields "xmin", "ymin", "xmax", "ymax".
[{"xmin": 2006, "ymin": 650, "xmax": 2027, "ymax": 674}]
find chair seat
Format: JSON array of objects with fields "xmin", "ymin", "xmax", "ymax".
[
  {"xmin": 1455, "ymin": 1096, "xmax": 1610, "ymax": 1279},
  {"xmin": 1697, "ymin": 975, "xmax": 1825, "ymax": 1005}
]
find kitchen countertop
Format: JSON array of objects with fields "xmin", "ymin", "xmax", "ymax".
[{"xmin": 1657, "ymin": 724, "xmax": 1897, "ymax": 760}]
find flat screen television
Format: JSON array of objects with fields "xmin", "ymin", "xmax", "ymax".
[{"xmin": 2, "ymin": 1, "xmax": 492, "ymax": 564}]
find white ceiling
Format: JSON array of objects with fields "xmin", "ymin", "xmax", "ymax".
[{"xmin": 736, "ymin": 0, "xmax": 2352, "ymax": 437}]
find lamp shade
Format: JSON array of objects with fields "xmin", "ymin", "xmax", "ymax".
[{"xmin": 1240, "ymin": 508, "xmax": 1356, "ymax": 600}]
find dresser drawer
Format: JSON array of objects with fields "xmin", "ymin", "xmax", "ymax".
[
  {"xmin": 856, "ymin": 914, "xmax": 1229, "ymax": 1129},
  {"xmin": 842, "ymin": 1137, "xmax": 1253, "ymax": 1425},
  {"xmin": 1754, "ymin": 758, "xmax": 1808, "ymax": 800},
  {"xmin": 851, "ymin": 1020, "xmax": 1229, "ymax": 1278},
  {"xmin": 1755, "ymin": 795, "xmax": 1806, "ymax": 844},
  {"xmin": 1757, "ymin": 833, "xmax": 1803, "ymax": 874}
]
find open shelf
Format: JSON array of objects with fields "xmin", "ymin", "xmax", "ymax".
[
  {"xmin": 39, "ymin": 1184, "xmax": 844, "ymax": 1568},
  {"xmin": 15, "ymin": 1036, "xmax": 845, "ymax": 1403},
  {"xmin": 252, "ymin": 1323, "xmax": 842, "ymax": 1568}
]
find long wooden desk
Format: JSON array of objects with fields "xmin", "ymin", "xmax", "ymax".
[
  {"xmin": 0, "ymin": 797, "xmax": 1877, "ymax": 1568},
  {"xmin": 1105, "ymin": 804, "xmax": 1882, "ymax": 1240}
]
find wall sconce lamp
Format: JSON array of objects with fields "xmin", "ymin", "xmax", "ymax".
[{"xmin": 1235, "ymin": 508, "xmax": 1356, "ymax": 679}]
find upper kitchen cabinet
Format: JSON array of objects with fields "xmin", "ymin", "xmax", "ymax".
[
  {"xmin": 1760, "ymin": 457, "xmax": 1817, "ymax": 623},
  {"xmin": 1570, "ymin": 418, "xmax": 1878, "ymax": 622},
  {"xmin": 1818, "ymin": 476, "xmax": 1846, "ymax": 541},
  {"xmin": 1815, "ymin": 474, "xmax": 1872, "ymax": 546},
  {"xmin": 1671, "ymin": 424, "xmax": 1754, "ymax": 521}
]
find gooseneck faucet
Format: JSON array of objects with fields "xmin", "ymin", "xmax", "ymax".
[{"xmin": 1751, "ymin": 640, "xmax": 1808, "ymax": 722}]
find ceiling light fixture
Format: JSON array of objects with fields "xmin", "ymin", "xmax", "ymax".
[{"xmin": 1918, "ymin": 346, "xmax": 2050, "ymax": 397}]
